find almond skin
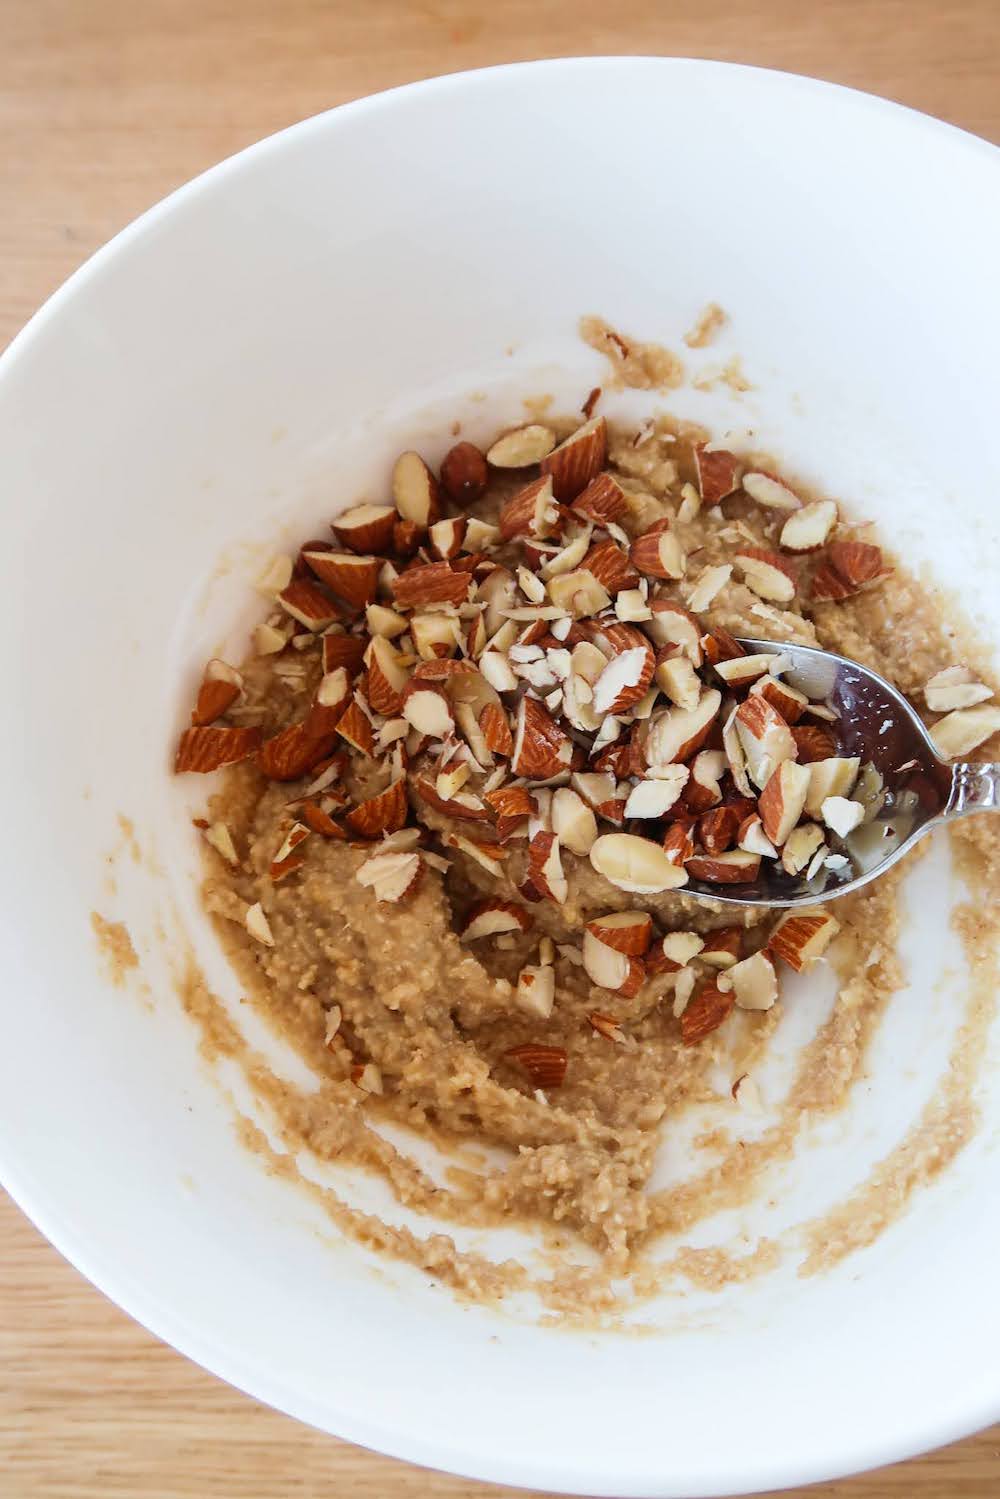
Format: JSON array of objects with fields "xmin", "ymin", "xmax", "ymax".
[
  {"xmin": 692, "ymin": 444, "xmax": 741, "ymax": 505},
  {"xmin": 504, "ymin": 1043, "xmax": 567, "ymax": 1089},
  {"xmin": 345, "ymin": 779, "xmax": 408, "ymax": 838},
  {"xmin": 175, "ymin": 724, "xmax": 262, "ymax": 774}
]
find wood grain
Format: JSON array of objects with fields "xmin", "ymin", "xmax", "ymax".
[{"xmin": 1, "ymin": 1, "xmax": 999, "ymax": 1493}]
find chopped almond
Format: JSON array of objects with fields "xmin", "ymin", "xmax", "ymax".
[
  {"xmin": 346, "ymin": 778, "xmax": 408, "ymax": 838},
  {"xmin": 821, "ymin": 796, "xmax": 865, "ymax": 838},
  {"xmin": 191, "ymin": 659, "xmax": 243, "ymax": 727},
  {"xmin": 304, "ymin": 550, "xmax": 379, "ymax": 608},
  {"xmin": 515, "ymin": 965, "xmax": 556, "ymax": 1020},
  {"xmin": 629, "ymin": 519, "xmax": 686, "ymax": 581},
  {"xmin": 402, "ymin": 681, "xmax": 455, "ymax": 738},
  {"xmin": 277, "ymin": 578, "xmax": 343, "ymax": 630},
  {"xmin": 754, "ymin": 675, "xmax": 808, "ymax": 724},
  {"xmin": 699, "ymin": 804, "xmax": 740, "ymax": 855},
  {"xmin": 540, "ymin": 416, "xmax": 607, "ymax": 500},
  {"xmin": 930, "ymin": 704, "xmax": 1000, "ymax": 760},
  {"xmin": 713, "ymin": 652, "xmax": 780, "ymax": 689},
  {"xmin": 461, "ymin": 899, "xmax": 533, "ymax": 941},
  {"xmin": 924, "ymin": 666, "xmax": 994, "ymax": 713},
  {"xmin": 693, "ymin": 445, "xmax": 741, "ymax": 506},
  {"xmin": 735, "ymin": 548, "xmax": 796, "ymax": 604},
  {"xmin": 583, "ymin": 539, "xmax": 641, "ymax": 595},
  {"xmin": 791, "ymin": 722, "xmax": 838, "ymax": 763},
  {"xmin": 644, "ymin": 689, "xmax": 722, "ymax": 765},
  {"xmin": 768, "ymin": 909, "xmax": 840, "ymax": 971},
  {"xmin": 758, "ymin": 760, "xmax": 810, "ymax": 845},
  {"xmin": 686, "ymin": 849, "xmax": 762, "ymax": 883},
  {"xmin": 551, "ymin": 787, "xmax": 598, "ymax": 855},
  {"xmin": 175, "ymin": 724, "xmax": 263, "ymax": 774},
  {"xmin": 392, "ymin": 560, "xmax": 470, "ymax": 610},
  {"xmin": 656, "ymin": 655, "xmax": 701, "ymax": 712},
  {"xmin": 680, "ymin": 982, "xmax": 735, "ymax": 1044},
  {"xmin": 571, "ymin": 471, "xmax": 628, "ymax": 526},
  {"xmin": 332, "ymin": 502, "xmax": 397, "ymax": 553},
  {"xmin": 245, "ymin": 902, "xmax": 274, "ymax": 947},
  {"xmin": 392, "ymin": 450, "xmax": 441, "ymax": 529},
  {"xmin": 781, "ymin": 822, "xmax": 825, "ymax": 875},
  {"xmin": 699, "ymin": 927, "xmax": 743, "ymax": 969},
  {"xmin": 322, "ymin": 634, "xmax": 366, "ymax": 676},
  {"xmin": 590, "ymin": 833, "xmax": 689, "ymax": 893},
  {"xmin": 728, "ymin": 950, "xmax": 778, "ymax": 1011},
  {"xmin": 685, "ymin": 563, "xmax": 733, "ymax": 613},
  {"xmin": 582, "ymin": 930, "xmax": 645, "ymax": 996},
  {"xmin": 780, "ymin": 499, "xmax": 837, "ymax": 551},
  {"xmin": 804, "ymin": 756, "xmax": 861, "ymax": 818},
  {"xmin": 367, "ymin": 636, "xmax": 411, "ymax": 715},
  {"xmin": 585, "ymin": 910, "xmax": 653, "ymax": 956},
  {"xmin": 741, "ymin": 471, "xmax": 801, "ymax": 511},
  {"xmin": 526, "ymin": 830, "xmax": 568, "ymax": 903},
  {"xmin": 512, "ymin": 696, "xmax": 574, "ymax": 779},
  {"xmin": 684, "ymin": 749, "xmax": 727, "ymax": 812},
  {"xmin": 734, "ymin": 694, "xmax": 797, "ymax": 790},
  {"xmin": 646, "ymin": 600, "xmax": 703, "ymax": 664},
  {"xmin": 487, "ymin": 424, "xmax": 556, "ymax": 468},
  {"xmin": 356, "ymin": 848, "xmax": 422, "ymax": 902}
]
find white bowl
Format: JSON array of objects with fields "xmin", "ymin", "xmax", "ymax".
[{"xmin": 1, "ymin": 58, "xmax": 999, "ymax": 1498}]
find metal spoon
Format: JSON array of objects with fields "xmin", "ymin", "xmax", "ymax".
[{"xmin": 684, "ymin": 637, "xmax": 998, "ymax": 908}]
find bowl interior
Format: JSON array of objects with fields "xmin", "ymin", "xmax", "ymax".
[{"xmin": 1, "ymin": 59, "xmax": 999, "ymax": 1498}]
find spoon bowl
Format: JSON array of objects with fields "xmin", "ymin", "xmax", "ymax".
[{"xmin": 684, "ymin": 637, "xmax": 997, "ymax": 908}]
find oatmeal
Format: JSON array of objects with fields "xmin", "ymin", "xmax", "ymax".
[{"xmin": 172, "ymin": 397, "xmax": 1000, "ymax": 1312}]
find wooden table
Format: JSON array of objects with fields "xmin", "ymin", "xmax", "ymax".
[{"xmin": 2, "ymin": 2, "xmax": 999, "ymax": 1493}]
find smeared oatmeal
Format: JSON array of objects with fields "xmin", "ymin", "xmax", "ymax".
[
  {"xmin": 91, "ymin": 912, "xmax": 139, "ymax": 984},
  {"xmin": 172, "ymin": 376, "xmax": 1000, "ymax": 1315},
  {"xmin": 683, "ymin": 302, "xmax": 728, "ymax": 349}
]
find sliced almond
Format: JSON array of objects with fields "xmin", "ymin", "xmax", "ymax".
[
  {"xmin": 924, "ymin": 665, "xmax": 994, "ymax": 713},
  {"xmin": 175, "ymin": 724, "xmax": 263, "ymax": 774},
  {"xmin": 356, "ymin": 848, "xmax": 422, "ymax": 902},
  {"xmin": 629, "ymin": 519, "xmax": 686, "ymax": 581},
  {"xmin": 714, "ymin": 652, "xmax": 779, "ymax": 689},
  {"xmin": 332, "ymin": 502, "xmax": 397, "ymax": 553},
  {"xmin": 245, "ymin": 901, "xmax": 274, "ymax": 946},
  {"xmin": 585, "ymin": 910, "xmax": 653, "ymax": 956},
  {"xmin": 735, "ymin": 549, "xmax": 796, "ymax": 604},
  {"xmin": 699, "ymin": 927, "xmax": 743, "ymax": 969},
  {"xmin": 551, "ymin": 786, "xmax": 598, "ymax": 855},
  {"xmin": 804, "ymin": 756, "xmax": 861, "ymax": 818},
  {"xmin": 758, "ymin": 759, "xmax": 811, "ymax": 845},
  {"xmin": 203, "ymin": 821, "xmax": 239, "ymax": 865},
  {"xmin": 590, "ymin": 833, "xmax": 689, "ymax": 893},
  {"xmin": 655, "ymin": 655, "xmax": 701, "ymax": 712},
  {"xmin": 686, "ymin": 849, "xmax": 762, "ymax": 884},
  {"xmin": 487, "ymin": 424, "xmax": 556, "ymax": 468},
  {"xmin": 780, "ymin": 499, "xmax": 837, "ymax": 551},
  {"xmin": 930, "ymin": 704, "xmax": 1000, "ymax": 760},
  {"xmin": 742, "ymin": 471, "xmax": 801, "ymax": 511},
  {"xmin": 685, "ymin": 562, "xmax": 733, "ymax": 613},
  {"xmin": 734, "ymin": 694, "xmax": 797, "ymax": 790},
  {"xmin": 693, "ymin": 445, "xmax": 741, "ymax": 506},
  {"xmin": 540, "ymin": 416, "xmax": 607, "ymax": 500},
  {"xmin": 645, "ymin": 689, "xmax": 722, "ymax": 766},
  {"xmin": 646, "ymin": 600, "xmax": 703, "ymax": 664},
  {"xmin": 781, "ymin": 821, "xmax": 826, "ymax": 875},
  {"xmin": 768, "ymin": 909, "xmax": 840, "ymax": 971},
  {"xmin": 461, "ymin": 899, "xmax": 533, "ymax": 941},
  {"xmin": 625, "ymin": 769, "xmax": 689, "ymax": 818},
  {"xmin": 729, "ymin": 950, "xmax": 778, "ymax": 1011},
  {"xmin": 392, "ymin": 450, "xmax": 441, "ymax": 529},
  {"xmin": 582, "ymin": 930, "xmax": 645, "ymax": 995}
]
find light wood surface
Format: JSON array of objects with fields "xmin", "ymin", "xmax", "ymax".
[{"xmin": 2, "ymin": 2, "xmax": 999, "ymax": 1494}]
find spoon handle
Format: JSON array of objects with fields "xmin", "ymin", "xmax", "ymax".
[{"xmin": 942, "ymin": 762, "xmax": 1000, "ymax": 820}]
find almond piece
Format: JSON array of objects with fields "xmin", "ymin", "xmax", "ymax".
[
  {"xmin": 701, "ymin": 626, "xmax": 745, "ymax": 666},
  {"xmin": 930, "ymin": 704, "xmax": 1000, "ymax": 760},
  {"xmin": 393, "ymin": 517, "xmax": 422, "ymax": 558},
  {"xmin": 356, "ymin": 848, "xmax": 422, "ymax": 902},
  {"xmin": 592, "ymin": 635, "xmax": 655, "ymax": 715},
  {"xmin": 551, "ymin": 786, "xmax": 598, "ymax": 855},
  {"xmin": 401, "ymin": 682, "xmax": 455, "ymax": 739},
  {"xmin": 479, "ymin": 702, "xmax": 514, "ymax": 756},
  {"xmin": 738, "ymin": 814, "xmax": 778, "ymax": 858},
  {"xmin": 768, "ymin": 909, "xmax": 840, "ymax": 971},
  {"xmin": 699, "ymin": 804, "xmax": 741, "ymax": 855},
  {"xmin": 392, "ymin": 450, "xmax": 441, "ymax": 528},
  {"xmin": 821, "ymin": 796, "xmax": 865, "ymax": 838},
  {"xmin": 629, "ymin": 519, "xmax": 686, "ymax": 581},
  {"xmin": 686, "ymin": 849, "xmax": 762, "ymax": 883},
  {"xmin": 754, "ymin": 676, "xmax": 809, "ymax": 724},
  {"xmin": 570, "ymin": 771, "xmax": 626, "ymax": 827},
  {"xmin": 366, "ymin": 636, "xmax": 411, "ymax": 715},
  {"xmin": 810, "ymin": 561, "xmax": 855, "ymax": 603},
  {"xmin": 780, "ymin": 499, "xmax": 837, "ymax": 551},
  {"xmin": 526, "ymin": 830, "xmax": 568, "ymax": 903},
  {"xmin": 484, "ymin": 784, "xmax": 535, "ymax": 839},
  {"xmin": 646, "ymin": 929, "xmax": 704, "ymax": 974},
  {"xmin": 655, "ymin": 655, "xmax": 701, "ymax": 712},
  {"xmin": 245, "ymin": 902, "xmax": 274, "ymax": 947},
  {"xmin": 582, "ymin": 930, "xmax": 645, "ymax": 996},
  {"xmin": 741, "ymin": 470, "xmax": 801, "ymax": 511},
  {"xmin": 736, "ymin": 548, "xmax": 796, "ymax": 604},
  {"xmin": 365, "ymin": 604, "xmax": 409, "ymax": 640},
  {"xmin": 514, "ymin": 966, "xmax": 556, "ymax": 1020},
  {"xmin": 758, "ymin": 759, "xmax": 811, "ymax": 845},
  {"xmin": 646, "ymin": 600, "xmax": 703, "ymax": 664},
  {"xmin": 300, "ymin": 800, "xmax": 347, "ymax": 838},
  {"xmin": 392, "ymin": 560, "xmax": 470, "ymax": 610},
  {"xmin": 256, "ymin": 555, "xmax": 294, "ymax": 597},
  {"xmin": 428, "ymin": 516, "xmax": 468, "ymax": 561},
  {"xmin": 804, "ymin": 756, "xmax": 861, "ymax": 818},
  {"xmin": 540, "ymin": 416, "xmax": 608, "ymax": 500},
  {"xmin": 175, "ymin": 723, "xmax": 263, "ymax": 774},
  {"xmin": 680, "ymin": 982, "xmax": 735, "ymax": 1044},
  {"xmin": 304, "ymin": 550, "xmax": 379, "ymax": 608},
  {"xmin": 585, "ymin": 910, "xmax": 653, "ymax": 956},
  {"xmin": 625, "ymin": 768, "xmax": 689, "ymax": 819},
  {"xmin": 645, "ymin": 689, "xmax": 722, "ymax": 766},
  {"xmin": 590, "ymin": 833, "xmax": 690, "ymax": 893},
  {"xmin": 257, "ymin": 718, "xmax": 337, "ymax": 781},
  {"xmin": 512, "ymin": 696, "xmax": 574, "ymax": 779},
  {"xmin": 332, "ymin": 502, "xmax": 397, "ymax": 553},
  {"xmin": 588, "ymin": 1012, "xmax": 633, "ymax": 1045},
  {"xmin": 699, "ymin": 927, "xmax": 743, "ymax": 969},
  {"xmin": 254, "ymin": 622, "xmax": 291, "ymax": 656},
  {"xmin": 202, "ymin": 820, "xmax": 240, "ymax": 865},
  {"xmin": 791, "ymin": 723, "xmax": 838, "ymax": 763},
  {"xmin": 781, "ymin": 822, "xmax": 825, "ymax": 875},
  {"xmin": 693, "ymin": 445, "xmax": 741, "ymax": 506},
  {"xmin": 571, "ymin": 472, "xmax": 628, "ymax": 526},
  {"xmin": 277, "ymin": 579, "xmax": 343, "ymax": 630},
  {"xmin": 734, "ymin": 694, "xmax": 797, "ymax": 790},
  {"xmin": 924, "ymin": 666, "xmax": 994, "ymax": 713},
  {"xmin": 729, "ymin": 950, "xmax": 778, "ymax": 1011},
  {"xmin": 190, "ymin": 658, "xmax": 244, "ymax": 728},
  {"xmin": 269, "ymin": 822, "xmax": 311, "ymax": 881},
  {"xmin": 504, "ymin": 1042, "xmax": 567, "ymax": 1089},
  {"xmin": 812, "ymin": 541, "xmax": 886, "ymax": 601},
  {"xmin": 713, "ymin": 653, "xmax": 780, "ymax": 689},
  {"xmin": 412, "ymin": 613, "xmax": 463, "ymax": 660},
  {"xmin": 546, "ymin": 567, "xmax": 612, "ymax": 618},
  {"xmin": 685, "ymin": 563, "xmax": 733, "ymax": 613},
  {"xmin": 583, "ymin": 539, "xmax": 640, "ymax": 596},
  {"xmin": 335, "ymin": 698, "xmax": 375, "ymax": 756},
  {"xmin": 440, "ymin": 442, "xmax": 488, "ymax": 504},
  {"xmin": 498, "ymin": 476, "xmax": 558, "ymax": 542},
  {"xmin": 684, "ymin": 750, "xmax": 727, "ymax": 812},
  {"xmin": 308, "ymin": 668, "xmax": 352, "ymax": 733},
  {"xmin": 461, "ymin": 899, "xmax": 533, "ymax": 941},
  {"xmin": 346, "ymin": 778, "xmax": 408, "ymax": 838},
  {"xmin": 322, "ymin": 634, "xmax": 366, "ymax": 676},
  {"xmin": 487, "ymin": 424, "xmax": 557, "ymax": 468}
]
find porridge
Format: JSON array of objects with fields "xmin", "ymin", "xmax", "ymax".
[{"xmin": 173, "ymin": 372, "xmax": 1000, "ymax": 1312}]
